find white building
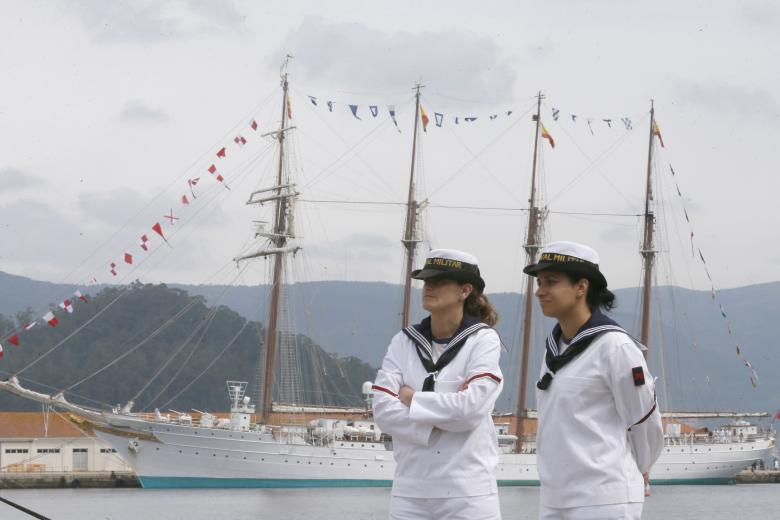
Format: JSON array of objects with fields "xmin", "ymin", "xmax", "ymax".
[{"xmin": 0, "ymin": 412, "xmax": 131, "ymax": 473}]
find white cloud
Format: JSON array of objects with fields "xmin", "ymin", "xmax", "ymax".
[
  {"xmin": 0, "ymin": 168, "xmax": 46, "ymax": 192},
  {"xmin": 271, "ymin": 17, "xmax": 519, "ymax": 104},
  {"xmin": 70, "ymin": 0, "xmax": 247, "ymax": 42},
  {"xmin": 118, "ymin": 99, "xmax": 169, "ymax": 124},
  {"xmin": 676, "ymin": 82, "xmax": 780, "ymax": 121}
]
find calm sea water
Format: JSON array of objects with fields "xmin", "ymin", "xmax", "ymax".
[{"xmin": 1, "ymin": 486, "xmax": 778, "ymax": 519}]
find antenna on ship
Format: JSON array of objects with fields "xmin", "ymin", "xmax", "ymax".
[
  {"xmin": 400, "ymin": 82, "xmax": 425, "ymax": 328},
  {"xmin": 639, "ymin": 100, "xmax": 657, "ymax": 357},
  {"xmin": 514, "ymin": 91, "xmax": 545, "ymax": 452}
]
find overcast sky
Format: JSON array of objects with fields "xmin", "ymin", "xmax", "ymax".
[{"xmin": 2, "ymin": 0, "xmax": 778, "ymax": 298}]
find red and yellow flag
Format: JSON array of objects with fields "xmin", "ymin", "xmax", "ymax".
[
  {"xmin": 541, "ymin": 123, "xmax": 555, "ymax": 148},
  {"xmin": 420, "ymin": 105, "xmax": 429, "ymax": 132},
  {"xmin": 653, "ymin": 121, "xmax": 664, "ymax": 148},
  {"xmin": 287, "ymin": 97, "xmax": 293, "ymax": 119}
]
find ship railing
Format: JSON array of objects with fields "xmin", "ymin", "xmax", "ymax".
[{"xmin": 663, "ymin": 430, "xmax": 775, "ymax": 446}]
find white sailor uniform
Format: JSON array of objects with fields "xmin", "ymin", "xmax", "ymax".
[
  {"xmin": 372, "ymin": 315, "xmax": 504, "ymax": 520},
  {"xmin": 536, "ymin": 312, "xmax": 664, "ymax": 519}
]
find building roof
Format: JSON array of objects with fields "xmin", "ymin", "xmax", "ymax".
[{"xmin": 0, "ymin": 412, "xmax": 91, "ymax": 439}]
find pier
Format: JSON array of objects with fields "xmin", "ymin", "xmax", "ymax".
[
  {"xmin": 736, "ymin": 469, "xmax": 780, "ymax": 484},
  {"xmin": 0, "ymin": 470, "xmax": 139, "ymax": 489}
]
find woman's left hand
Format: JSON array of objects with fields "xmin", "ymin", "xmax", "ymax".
[{"xmin": 399, "ymin": 386, "xmax": 415, "ymax": 407}]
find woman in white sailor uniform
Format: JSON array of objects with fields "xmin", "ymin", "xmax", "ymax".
[
  {"xmin": 372, "ymin": 249, "xmax": 504, "ymax": 520},
  {"xmin": 524, "ymin": 241, "xmax": 664, "ymax": 520}
]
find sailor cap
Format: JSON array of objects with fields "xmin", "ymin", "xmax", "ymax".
[
  {"xmin": 523, "ymin": 241, "xmax": 608, "ymax": 289},
  {"xmin": 411, "ymin": 249, "xmax": 486, "ymax": 292}
]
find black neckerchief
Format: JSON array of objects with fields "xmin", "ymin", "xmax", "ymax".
[
  {"xmin": 403, "ymin": 314, "xmax": 487, "ymax": 392},
  {"xmin": 536, "ymin": 310, "xmax": 627, "ymax": 391}
]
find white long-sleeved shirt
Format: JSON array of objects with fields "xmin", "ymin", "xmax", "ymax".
[
  {"xmin": 537, "ymin": 330, "xmax": 664, "ymax": 508},
  {"xmin": 372, "ymin": 327, "xmax": 504, "ymax": 498}
]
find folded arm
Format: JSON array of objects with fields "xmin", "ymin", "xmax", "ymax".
[
  {"xmin": 408, "ymin": 331, "xmax": 503, "ymax": 432},
  {"xmin": 372, "ymin": 336, "xmax": 434, "ymax": 447}
]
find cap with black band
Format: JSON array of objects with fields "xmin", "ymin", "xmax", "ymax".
[
  {"xmin": 523, "ymin": 241, "xmax": 608, "ymax": 289},
  {"xmin": 411, "ymin": 249, "xmax": 486, "ymax": 292}
]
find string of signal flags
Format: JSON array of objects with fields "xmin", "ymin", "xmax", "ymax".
[
  {"xmin": 304, "ymin": 93, "xmax": 640, "ymax": 141},
  {"xmin": 0, "ymin": 111, "xmax": 283, "ymax": 361}
]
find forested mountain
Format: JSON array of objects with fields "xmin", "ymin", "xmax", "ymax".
[
  {"xmin": 1, "ymin": 271, "xmax": 779, "ymax": 419},
  {"xmin": 0, "ymin": 281, "xmax": 376, "ymax": 412}
]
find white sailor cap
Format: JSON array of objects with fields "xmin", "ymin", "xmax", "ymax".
[
  {"xmin": 411, "ymin": 249, "xmax": 486, "ymax": 292},
  {"xmin": 523, "ymin": 241, "xmax": 607, "ymax": 289}
]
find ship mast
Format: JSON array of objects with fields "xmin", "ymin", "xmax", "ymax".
[
  {"xmin": 514, "ymin": 92, "xmax": 544, "ymax": 449},
  {"xmin": 236, "ymin": 57, "xmax": 299, "ymax": 422},
  {"xmin": 639, "ymin": 102, "xmax": 656, "ymax": 356},
  {"xmin": 400, "ymin": 84, "xmax": 424, "ymax": 328}
]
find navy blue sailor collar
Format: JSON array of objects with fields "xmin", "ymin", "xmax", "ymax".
[
  {"xmin": 403, "ymin": 314, "xmax": 487, "ymax": 360},
  {"xmin": 403, "ymin": 314, "xmax": 488, "ymax": 392},
  {"xmin": 537, "ymin": 310, "xmax": 629, "ymax": 390},
  {"xmin": 546, "ymin": 309, "xmax": 626, "ymax": 357}
]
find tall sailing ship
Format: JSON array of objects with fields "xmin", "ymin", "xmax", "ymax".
[{"xmin": 1, "ymin": 66, "xmax": 774, "ymax": 487}]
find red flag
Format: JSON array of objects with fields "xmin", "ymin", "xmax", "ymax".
[
  {"xmin": 251, "ymin": 120, "xmax": 258, "ymax": 131},
  {"xmin": 152, "ymin": 222, "xmax": 167, "ymax": 242},
  {"xmin": 234, "ymin": 135, "xmax": 247, "ymax": 146},
  {"xmin": 216, "ymin": 147, "xmax": 226, "ymax": 158},
  {"xmin": 74, "ymin": 290, "xmax": 88, "ymax": 303},
  {"xmin": 181, "ymin": 194, "xmax": 190, "ymax": 205},
  {"xmin": 124, "ymin": 252, "xmax": 133, "ymax": 264},
  {"xmin": 208, "ymin": 164, "xmax": 217, "ymax": 174},
  {"xmin": 110, "ymin": 262, "xmax": 117, "ymax": 276},
  {"xmin": 8, "ymin": 334, "xmax": 19, "ymax": 346},
  {"xmin": 775, "ymin": 410, "xmax": 780, "ymax": 421},
  {"xmin": 43, "ymin": 311, "xmax": 58, "ymax": 327},
  {"xmin": 188, "ymin": 177, "xmax": 200, "ymax": 186},
  {"xmin": 59, "ymin": 299, "xmax": 73, "ymax": 313},
  {"xmin": 139, "ymin": 234, "xmax": 149, "ymax": 251},
  {"xmin": 216, "ymin": 174, "xmax": 224, "ymax": 182},
  {"xmin": 0, "ymin": 344, "xmax": 4, "ymax": 358},
  {"xmin": 541, "ymin": 123, "xmax": 556, "ymax": 148}
]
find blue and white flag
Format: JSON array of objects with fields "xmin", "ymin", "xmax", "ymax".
[
  {"xmin": 621, "ymin": 117, "xmax": 632, "ymax": 130},
  {"xmin": 434, "ymin": 112, "xmax": 444, "ymax": 127},
  {"xmin": 308, "ymin": 96, "xmax": 318, "ymax": 106},
  {"xmin": 388, "ymin": 105, "xmax": 401, "ymax": 133},
  {"xmin": 552, "ymin": 108, "xmax": 560, "ymax": 121},
  {"xmin": 349, "ymin": 105, "xmax": 362, "ymax": 120}
]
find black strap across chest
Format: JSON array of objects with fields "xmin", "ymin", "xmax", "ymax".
[{"xmin": 403, "ymin": 315, "xmax": 487, "ymax": 392}]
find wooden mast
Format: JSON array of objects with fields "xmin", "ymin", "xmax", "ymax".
[
  {"xmin": 515, "ymin": 92, "xmax": 544, "ymax": 449},
  {"xmin": 639, "ymin": 102, "xmax": 656, "ymax": 356},
  {"xmin": 259, "ymin": 63, "xmax": 292, "ymax": 422},
  {"xmin": 401, "ymin": 84, "xmax": 423, "ymax": 328}
]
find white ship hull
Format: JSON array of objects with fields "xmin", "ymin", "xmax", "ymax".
[{"xmin": 94, "ymin": 414, "xmax": 775, "ymax": 488}]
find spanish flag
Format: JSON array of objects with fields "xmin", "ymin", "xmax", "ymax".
[
  {"xmin": 420, "ymin": 104, "xmax": 430, "ymax": 132},
  {"xmin": 653, "ymin": 121, "xmax": 664, "ymax": 147},
  {"xmin": 541, "ymin": 123, "xmax": 555, "ymax": 148}
]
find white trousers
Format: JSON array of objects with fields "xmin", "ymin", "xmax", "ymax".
[
  {"xmin": 390, "ymin": 493, "xmax": 502, "ymax": 520},
  {"xmin": 540, "ymin": 502, "xmax": 643, "ymax": 520}
]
